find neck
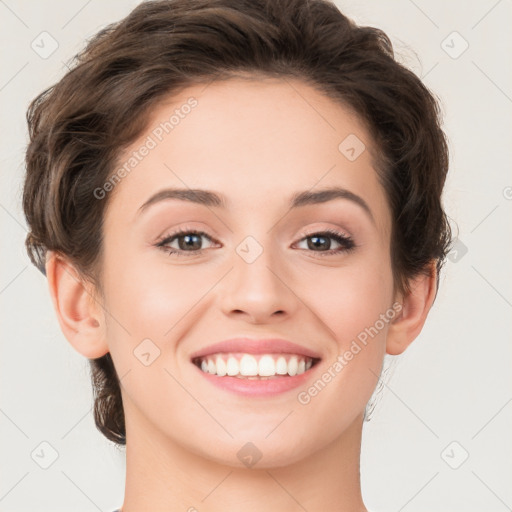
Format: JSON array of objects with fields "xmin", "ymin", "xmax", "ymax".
[{"xmin": 120, "ymin": 405, "xmax": 367, "ymax": 512}]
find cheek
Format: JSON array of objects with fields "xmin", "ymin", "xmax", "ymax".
[
  {"xmin": 297, "ymin": 265, "xmax": 392, "ymax": 423},
  {"xmin": 102, "ymin": 249, "xmax": 209, "ymax": 337},
  {"xmin": 307, "ymin": 252, "xmax": 394, "ymax": 342},
  {"xmin": 99, "ymin": 253, "xmax": 205, "ymax": 410},
  {"xmin": 302, "ymin": 251, "xmax": 393, "ymax": 390}
]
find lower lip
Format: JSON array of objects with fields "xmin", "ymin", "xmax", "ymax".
[{"xmin": 192, "ymin": 361, "xmax": 321, "ymax": 397}]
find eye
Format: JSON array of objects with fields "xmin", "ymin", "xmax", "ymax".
[
  {"xmin": 294, "ymin": 228, "xmax": 355, "ymax": 256},
  {"xmin": 156, "ymin": 228, "xmax": 218, "ymax": 257},
  {"xmin": 155, "ymin": 227, "xmax": 355, "ymax": 258}
]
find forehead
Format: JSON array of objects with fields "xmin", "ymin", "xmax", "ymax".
[{"xmin": 105, "ymin": 77, "xmax": 391, "ymax": 236}]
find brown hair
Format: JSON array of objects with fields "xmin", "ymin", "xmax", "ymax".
[{"xmin": 22, "ymin": 0, "xmax": 452, "ymax": 445}]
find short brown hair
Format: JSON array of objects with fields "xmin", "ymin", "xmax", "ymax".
[{"xmin": 22, "ymin": 0, "xmax": 452, "ymax": 445}]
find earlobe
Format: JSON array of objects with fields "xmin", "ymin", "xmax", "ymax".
[
  {"xmin": 45, "ymin": 251, "xmax": 109, "ymax": 359},
  {"xmin": 386, "ymin": 262, "xmax": 438, "ymax": 355}
]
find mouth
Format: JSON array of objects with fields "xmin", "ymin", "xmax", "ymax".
[
  {"xmin": 189, "ymin": 337, "xmax": 323, "ymax": 396},
  {"xmin": 192, "ymin": 352, "xmax": 322, "ymax": 379}
]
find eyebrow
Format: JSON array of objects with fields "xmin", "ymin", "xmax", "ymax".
[{"xmin": 137, "ymin": 186, "xmax": 375, "ymax": 224}]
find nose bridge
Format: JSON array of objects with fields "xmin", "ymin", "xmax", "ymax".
[{"xmin": 220, "ymin": 232, "xmax": 296, "ymax": 320}]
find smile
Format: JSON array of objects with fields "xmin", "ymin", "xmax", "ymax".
[
  {"xmin": 193, "ymin": 353, "xmax": 320, "ymax": 378},
  {"xmin": 192, "ymin": 352, "xmax": 322, "ymax": 396}
]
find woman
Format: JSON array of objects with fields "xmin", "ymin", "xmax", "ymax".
[{"xmin": 22, "ymin": 0, "xmax": 451, "ymax": 510}]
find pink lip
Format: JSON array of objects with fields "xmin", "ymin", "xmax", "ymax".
[{"xmin": 189, "ymin": 337, "xmax": 322, "ymax": 360}]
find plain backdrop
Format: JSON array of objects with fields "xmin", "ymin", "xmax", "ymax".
[{"xmin": 1, "ymin": 1, "xmax": 511, "ymax": 511}]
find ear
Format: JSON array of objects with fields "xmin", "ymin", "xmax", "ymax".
[
  {"xmin": 45, "ymin": 251, "xmax": 109, "ymax": 359},
  {"xmin": 386, "ymin": 262, "xmax": 437, "ymax": 355}
]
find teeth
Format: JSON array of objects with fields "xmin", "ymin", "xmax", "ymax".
[
  {"xmin": 215, "ymin": 355, "xmax": 227, "ymax": 377},
  {"xmin": 276, "ymin": 356, "xmax": 288, "ymax": 375},
  {"xmin": 288, "ymin": 357, "xmax": 298, "ymax": 376},
  {"xmin": 240, "ymin": 354, "xmax": 258, "ymax": 376},
  {"xmin": 226, "ymin": 356, "xmax": 238, "ymax": 376},
  {"xmin": 195, "ymin": 353, "xmax": 316, "ymax": 378},
  {"xmin": 258, "ymin": 355, "xmax": 275, "ymax": 377}
]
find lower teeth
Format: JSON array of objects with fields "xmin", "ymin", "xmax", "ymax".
[
  {"xmin": 233, "ymin": 375, "xmax": 286, "ymax": 380},
  {"xmin": 208, "ymin": 373, "xmax": 289, "ymax": 379}
]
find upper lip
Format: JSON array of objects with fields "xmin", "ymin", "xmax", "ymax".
[{"xmin": 189, "ymin": 338, "xmax": 322, "ymax": 360}]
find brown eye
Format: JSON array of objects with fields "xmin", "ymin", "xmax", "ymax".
[
  {"xmin": 295, "ymin": 229, "xmax": 355, "ymax": 256},
  {"xmin": 156, "ymin": 229, "xmax": 217, "ymax": 257}
]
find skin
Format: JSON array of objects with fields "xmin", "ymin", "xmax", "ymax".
[{"xmin": 46, "ymin": 76, "xmax": 437, "ymax": 512}]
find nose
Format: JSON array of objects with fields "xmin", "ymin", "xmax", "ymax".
[{"xmin": 219, "ymin": 240, "xmax": 298, "ymax": 324}]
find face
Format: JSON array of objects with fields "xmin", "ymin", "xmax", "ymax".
[{"xmin": 99, "ymin": 76, "xmax": 396, "ymax": 467}]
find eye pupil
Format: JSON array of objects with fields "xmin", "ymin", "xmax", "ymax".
[
  {"xmin": 308, "ymin": 235, "xmax": 330, "ymax": 250},
  {"xmin": 179, "ymin": 234, "xmax": 202, "ymax": 250}
]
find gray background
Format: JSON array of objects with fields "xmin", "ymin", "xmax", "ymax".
[{"xmin": 1, "ymin": 0, "xmax": 511, "ymax": 511}]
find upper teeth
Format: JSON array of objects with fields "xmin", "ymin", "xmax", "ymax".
[{"xmin": 196, "ymin": 353, "xmax": 314, "ymax": 377}]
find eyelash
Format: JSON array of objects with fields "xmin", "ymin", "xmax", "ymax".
[{"xmin": 155, "ymin": 227, "xmax": 355, "ymax": 258}]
